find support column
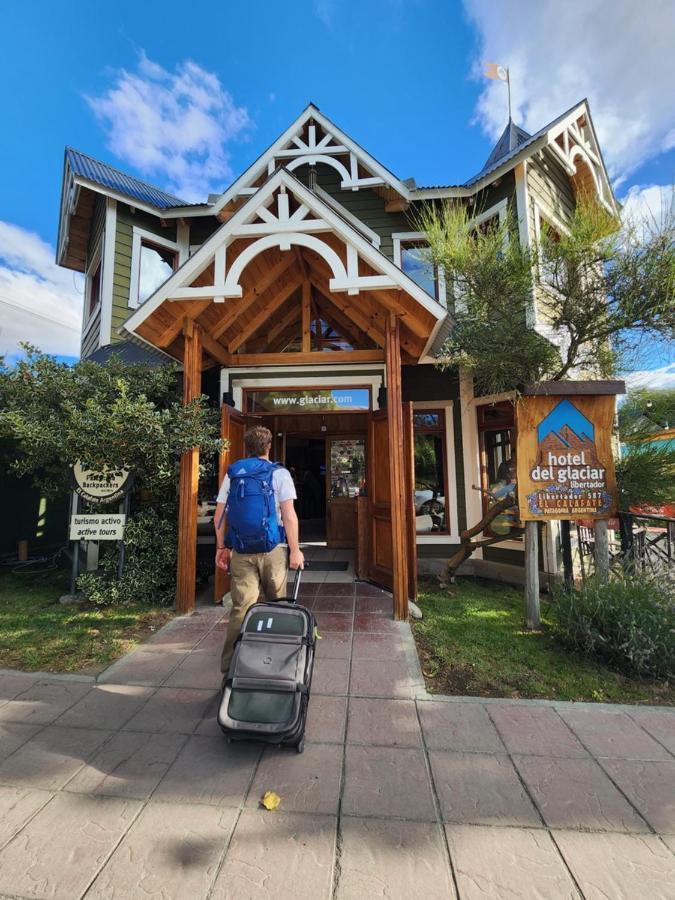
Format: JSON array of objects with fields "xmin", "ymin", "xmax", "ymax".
[
  {"xmin": 301, "ymin": 281, "xmax": 311, "ymax": 353},
  {"xmin": 594, "ymin": 519, "xmax": 610, "ymax": 580},
  {"xmin": 385, "ymin": 314, "xmax": 409, "ymax": 620},
  {"xmin": 176, "ymin": 320, "xmax": 202, "ymax": 614},
  {"xmin": 525, "ymin": 520, "xmax": 541, "ymax": 629}
]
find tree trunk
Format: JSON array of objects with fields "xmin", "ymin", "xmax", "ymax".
[{"xmin": 444, "ymin": 489, "xmax": 521, "ymax": 583}]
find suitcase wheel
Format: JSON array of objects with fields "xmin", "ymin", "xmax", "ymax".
[{"xmin": 295, "ymin": 737, "xmax": 305, "ymax": 754}]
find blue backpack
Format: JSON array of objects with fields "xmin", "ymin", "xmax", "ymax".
[{"xmin": 224, "ymin": 458, "xmax": 285, "ymax": 554}]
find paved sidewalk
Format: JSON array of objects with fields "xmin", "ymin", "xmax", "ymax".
[{"xmin": 0, "ymin": 582, "xmax": 673, "ymax": 899}]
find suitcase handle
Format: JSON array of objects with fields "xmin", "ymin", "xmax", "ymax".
[{"xmin": 289, "ymin": 564, "xmax": 304, "ymax": 602}]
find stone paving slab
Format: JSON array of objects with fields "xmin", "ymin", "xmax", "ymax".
[
  {"xmin": 429, "ymin": 750, "xmax": 542, "ymax": 827},
  {"xmin": 337, "ymin": 817, "xmax": 455, "ymax": 900},
  {"xmin": 446, "ymin": 824, "xmax": 580, "ymax": 899},
  {"xmin": 553, "ymin": 830, "xmax": 675, "ymax": 900},
  {"xmin": 0, "ymin": 786, "xmax": 53, "ymax": 851},
  {"xmin": 0, "ymin": 792, "xmax": 141, "ymax": 900},
  {"xmin": 305, "ymin": 694, "xmax": 347, "ymax": 744},
  {"xmin": 85, "ymin": 800, "xmax": 237, "ymax": 900},
  {"xmin": 0, "ymin": 724, "xmax": 112, "ymax": 790},
  {"xmin": 0, "ymin": 673, "xmax": 39, "ymax": 705},
  {"xmin": 418, "ymin": 700, "xmax": 506, "ymax": 753},
  {"xmin": 54, "ymin": 684, "xmax": 155, "ymax": 730},
  {"xmin": 246, "ymin": 742, "xmax": 343, "ymax": 815},
  {"xmin": 342, "ymin": 745, "xmax": 436, "ymax": 821},
  {"xmin": 558, "ymin": 707, "xmax": 672, "ymax": 760},
  {"xmin": 64, "ymin": 730, "xmax": 188, "ymax": 800},
  {"xmin": 488, "ymin": 705, "xmax": 588, "ymax": 757},
  {"xmin": 598, "ymin": 758, "xmax": 675, "ymax": 833},
  {"xmin": 210, "ymin": 809, "xmax": 337, "ymax": 900},
  {"xmin": 349, "ymin": 657, "xmax": 416, "ymax": 699},
  {"xmin": 628, "ymin": 708, "xmax": 675, "ymax": 755},
  {"xmin": 0, "ymin": 679, "xmax": 92, "ymax": 725},
  {"xmin": 347, "ymin": 697, "xmax": 423, "ymax": 748},
  {"xmin": 97, "ymin": 647, "xmax": 189, "ymax": 686},
  {"xmin": 0, "ymin": 722, "xmax": 43, "ymax": 762},
  {"xmin": 153, "ymin": 735, "xmax": 261, "ymax": 806},
  {"xmin": 121, "ymin": 686, "xmax": 215, "ymax": 734},
  {"xmin": 514, "ymin": 754, "xmax": 651, "ymax": 832}
]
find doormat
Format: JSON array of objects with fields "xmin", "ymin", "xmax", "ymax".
[{"xmin": 307, "ymin": 561, "xmax": 350, "ymax": 572}]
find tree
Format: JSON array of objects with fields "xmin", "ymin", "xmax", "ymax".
[
  {"xmin": 619, "ymin": 388, "xmax": 675, "ymax": 438},
  {"xmin": 414, "ymin": 196, "xmax": 675, "ymax": 581},
  {"xmin": 0, "ymin": 346, "xmax": 224, "ymax": 604}
]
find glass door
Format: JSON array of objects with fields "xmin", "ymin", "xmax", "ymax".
[{"xmin": 326, "ymin": 438, "xmax": 366, "ymax": 547}]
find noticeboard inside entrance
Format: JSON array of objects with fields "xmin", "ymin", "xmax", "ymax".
[{"xmin": 516, "ymin": 394, "xmax": 618, "ymax": 521}]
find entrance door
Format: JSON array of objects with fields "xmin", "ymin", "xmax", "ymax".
[
  {"xmin": 367, "ymin": 403, "xmax": 417, "ymax": 599},
  {"xmin": 326, "ymin": 438, "xmax": 365, "ymax": 547},
  {"xmin": 214, "ymin": 405, "xmax": 247, "ymax": 601}
]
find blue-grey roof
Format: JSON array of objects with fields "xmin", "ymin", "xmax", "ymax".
[
  {"xmin": 86, "ymin": 339, "xmax": 174, "ymax": 366},
  {"xmin": 478, "ymin": 120, "xmax": 532, "ymax": 176},
  {"xmin": 66, "ymin": 148, "xmax": 193, "ymax": 210}
]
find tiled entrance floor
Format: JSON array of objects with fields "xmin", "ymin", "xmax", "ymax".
[{"xmin": 0, "ymin": 582, "xmax": 674, "ymax": 898}]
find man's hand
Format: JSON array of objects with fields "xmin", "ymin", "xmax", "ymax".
[
  {"xmin": 215, "ymin": 547, "xmax": 231, "ymax": 571},
  {"xmin": 289, "ymin": 548, "xmax": 305, "ymax": 570}
]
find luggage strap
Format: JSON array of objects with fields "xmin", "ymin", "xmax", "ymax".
[{"xmin": 227, "ymin": 676, "xmax": 309, "ymax": 694}]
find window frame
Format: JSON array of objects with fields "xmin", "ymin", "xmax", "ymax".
[
  {"xmin": 412, "ymin": 401, "xmax": 457, "ymax": 540},
  {"xmin": 129, "ymin": 226, "xmax": 179, "ymax": 308},
  {"xmin": 393, "ymin": 232, "xmax": 447, "ymax": 305},
  {"xmin": 476, "ymin": 400, "xmax": 520, "ymax": 540},
  {"xmin": 83, "ymin": 241, "xmax": 103, "ymax": 330}
]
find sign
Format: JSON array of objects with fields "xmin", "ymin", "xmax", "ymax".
[
  {"xmin": 245, "ymin": 388, "xmax": 371, "ymax": 414},
  {"xmin": 516, "ymin": 394, "xmax": 618, "ymax": 520},
  {"xmin": 72, "ymin": 462, "xmax": 132, "ymax": 504},
  {"xmin": 70, "ymin": 514, "xmax": 126, "ymax": 541}
]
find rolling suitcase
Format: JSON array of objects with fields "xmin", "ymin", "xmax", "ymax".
[{"xmin": 217, "ymin": 568, "xmax": 315, "ymax": 753}]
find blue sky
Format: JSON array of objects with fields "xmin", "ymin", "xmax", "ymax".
[{"xmin": 1, "ymin": 0, "xmax": 673, "ymax": 384}]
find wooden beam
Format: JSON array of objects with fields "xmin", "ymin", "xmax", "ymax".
[
  {"xmin": 385, "ymin": 198, "xmax": 410, "ymax": 213},
  {"xmin": 176, "ymin": 320, "xmax": 202, "ymax": 615},
  {"xmin": 385, "ymin": 314, "xmax": 409, "ymax": 621},
  {"xmin": 228, "ymin": 275, "xmax": 303, "ymax": 354},
  {"xmin": 156, "ymin": 300, "xmax": 211, "ymax": 347},
  {"xmin": 313, "ymin": 291, "xmax": 373, "ymax": 348},
  {"xmin": 268, "ymin": 303, "xmax": 301, "ymax": 344},
  {"xmin": 210, "ymin": 253, "xmax": 298, "ymax": 341},
  {"xmin": 200, "ymin": 331, "xmax": 231, "ymax": 367},
  {"xmin": 227, "ymin": 349, "xmax": 384, "ymax": 367},
  {"xmin": 308, "ymin": 274, "xmax": 385, "ymax": 346},
  {"xmin": 301, "ymin": 281, "xmax": 312, "ymax": 353}
]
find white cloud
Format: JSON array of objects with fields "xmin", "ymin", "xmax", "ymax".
[
  {"xmin": 315, "ymin": 0, "xmax": 334, "ymax": 26},
  {"xmin": 0, "ymin": 222, "xmax": 83, "ymax": 360},
  {"xmin": 624, "ymin": 363, "xmax": 675, "ymax": 393},
  {"xmin": 464, "ymin": 0, "xmax": 675, "ymax": 184},
  {"xmin": 85, "ymin": 53, "xmax": 251, "ymax": 201},
  {"xmin": 620, "ymin": 183, "xmax": 675, "ymax": 230}
]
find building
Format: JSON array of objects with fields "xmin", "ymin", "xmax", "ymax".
[{"xmin": 56, "ymin": 100, "xmax": 619, "ymax": 614}]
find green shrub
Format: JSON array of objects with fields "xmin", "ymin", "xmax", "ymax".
[
  {"xmin": 551, "ymin": 575, "xmax": 674, "ymax": 679},
  {"xmin": 77, "ymin": 510, "xmax": 177, "ymax": 607}
]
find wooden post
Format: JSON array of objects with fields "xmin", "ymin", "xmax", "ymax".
[
  {"xmin": 301, "ymin": 281, "xmax": 311, "ymax": 353},
  {"xmin": 594, "ymin": 519, "xmax": 610, "ymax": 580},
  {"xmin": 525, "ymin": 520, "xmax": 540, "ymax": 629},
  {"xmin": 176, "ymin": 320, "xmax": 202, "ymax": 614},
  {"xmin": 560, "ymin": 519, "xmax": 573, "ymax": 589},
  {"xmin": 385, "ymin": 314, "xmax": 409, "ymax": 620}
]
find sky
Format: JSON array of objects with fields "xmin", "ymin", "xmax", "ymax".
[{"xmin": 0, "ymin": 0, "xmax": 673, "ymax": 388}]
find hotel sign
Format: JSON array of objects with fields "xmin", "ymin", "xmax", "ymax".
[
  {"xmin": 516, "ymin": 394, "xmax": 618, "ymax": 521},
  {"xmin": 245, "ymin": 388, "xmax": 371, "ymax": 414}
]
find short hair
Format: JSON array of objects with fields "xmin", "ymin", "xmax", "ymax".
[{"xmin": 244, "ymin": 425, "xmax": 273, "ymax": 457}]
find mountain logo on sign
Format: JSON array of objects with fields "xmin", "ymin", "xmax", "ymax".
[{"xmin": 536, "ymin": 399, "xmax": 594, "ymax": 446}]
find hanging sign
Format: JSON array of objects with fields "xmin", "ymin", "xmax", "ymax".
[
  {"xmin": 69, "ymin": 514, "xmax": 126, "ymax": 540},
  {"xmin": 516, "ymin": 393, "xmax": 619, "ymax": 521},
  {"xmin": 72, "ymin": 462, "xmax": 133, "ymax": 504}
]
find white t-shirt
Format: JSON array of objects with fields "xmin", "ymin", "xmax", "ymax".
[{"xmin": 216, "ymin": 463, "xmax": 297, "ymax": 523}]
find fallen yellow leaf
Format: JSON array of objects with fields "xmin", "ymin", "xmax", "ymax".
[{"xmin": 261, "ymin": 791, "xmax": 281, "ymax": 810}]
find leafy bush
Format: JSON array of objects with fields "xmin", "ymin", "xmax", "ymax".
[
  {"xmin": 77, "ymin": 510, "xmax": 177, "ymax": 607},
  {"xmin": 552, "ymin": 575, "xmax": 674, "ymax": 679}
]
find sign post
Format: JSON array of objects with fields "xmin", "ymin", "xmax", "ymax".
[
  {"xmin": 516, "ymin": 381, "xmax": 624, "ymax": 623},
  {"xmin": 67, "ymin": 462, "xmax": 133, "ymax": 597}
]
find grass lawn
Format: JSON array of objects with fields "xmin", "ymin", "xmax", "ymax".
[
  {"xmin": 413, "ymin": 578, "xmax": 674, "ymax": 705},
  {"xmin": 0, "ymin": 568, "xmax": 174, "ymax": 674}
]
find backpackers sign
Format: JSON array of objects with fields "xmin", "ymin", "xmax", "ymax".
[{"xmin": 516, "ymin": 387, "xmax": 621, "ymax": 521}]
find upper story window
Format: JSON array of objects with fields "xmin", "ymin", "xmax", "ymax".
[
  {"xmin": 130, "ymin": 228, "xmax": 179, "ymax": 308},
  {"xmin": 393, "ymin": 233, "xmax": 445, "ymax": 304},
  {"xmin": 88, "ymin": 260, "xmax": 101, "ymax": 316}
]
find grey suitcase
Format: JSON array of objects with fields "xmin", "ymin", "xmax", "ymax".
[{"xmin": 217, "ymin": 569, "xmax": 315, "ymax": 753}]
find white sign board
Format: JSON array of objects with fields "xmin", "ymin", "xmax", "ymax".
[
  {"xmin": 72, "ymin": 462, "xmax": 132, "ymax": 504},
  {"xmin": 70, "ymin": 514, "xmax": 126, "ymax": 541}
]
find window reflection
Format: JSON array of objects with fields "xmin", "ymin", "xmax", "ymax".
[
  {"xmin": 138, "ymin": 241, "xmax": 177, "ymax": 303},
  {"xmin": 414, "ymin": 410, "xmax": 447, "ymax": 534}
]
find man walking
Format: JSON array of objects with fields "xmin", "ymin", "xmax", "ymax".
[{"xmin": 215, "ymin": 425, "xmax": 304, "ymax": 675}]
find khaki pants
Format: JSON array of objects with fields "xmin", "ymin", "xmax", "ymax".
[{"xmin": 220, "ymin": 545, "xmax": 288, "ymax": 674}]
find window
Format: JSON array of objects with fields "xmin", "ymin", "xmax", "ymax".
[
  {"xmin": 400, "ymin": 241, "xmax": 440, "ymax": 300},
  {"xmin": 88, "ymin": 260, "xmax": 101, "ymax": 317},
  {"xmin": 130, "ymin": 229, "xmax": 179, "ymax": 308},
  {"xmin": 477, "ymin": 402, "xmax": 520, "ymax": 538},
  {"xmin": 138, "ymin": 240, "xmax": 177, "ymax": 304},
  {"xmin": 413, "ymin": 410, "xmax": 448, "ymax": 534}
]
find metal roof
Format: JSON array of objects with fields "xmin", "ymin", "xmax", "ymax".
[
  {"xmin": 86, "ymin": 339, "xmax": 175, "ymax": 366},
  {"xmin": 66, "ymin": 148, "xmax": 192, "ymax": 210},
  {"xmin": 478, "ymin": 120, "xmax": 532, "ymax": 177}
]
